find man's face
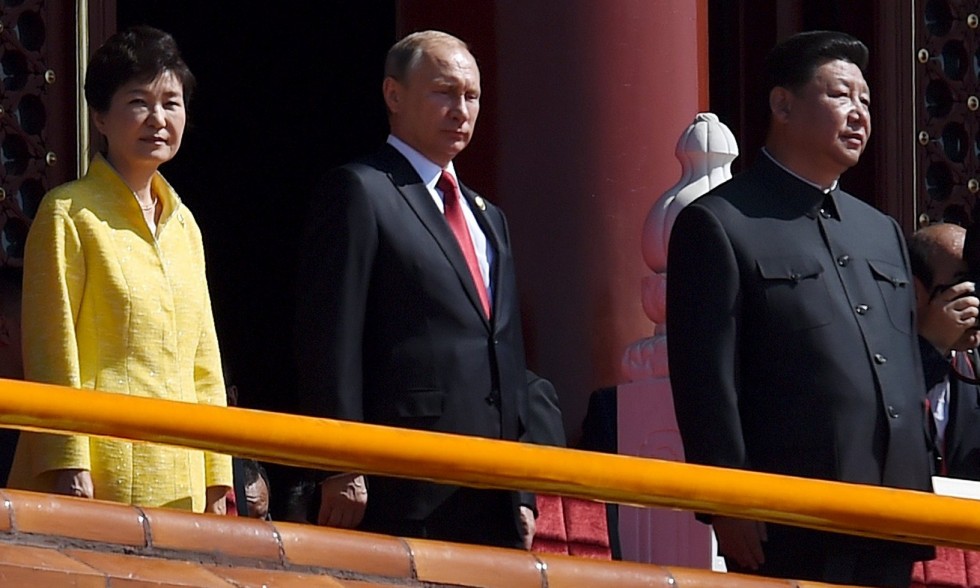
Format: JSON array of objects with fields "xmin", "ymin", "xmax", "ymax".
[
  {"xmin": 915, "ymin": 223, "xmax": 980, "ymax": 353},
  {"xmin": 781, "ymin": 59, "xmax": 871, "ymax": 178},
  {"xmin": 385, "ymin": 42, "xmax": 481, "ymax": 167},
  {"xmin": 245, "ymin": 477, "xmax": 270, "ymax": 519},
  {"xmin": 930, "ymin": 252, "xmax": 980, "ymax": 351}
]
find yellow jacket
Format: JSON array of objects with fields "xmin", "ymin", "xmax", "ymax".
[{"xmin": 9, "ymin": 155, "xmax": 233, "ymax": 511}]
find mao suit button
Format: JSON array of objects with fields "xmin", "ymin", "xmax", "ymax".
[
  {"xmin": 887, "ymin": 405, "xmax": 899, "ymax": 418},
  {"xmin": 855, "ymin": 304, "xmax": 869, "ymax": 315},
  {"xmin": 837, "ymin": 255, "xmax": 850, "ymax": 267},
  {"xmin": 485, "ymin": 390, "xmax": 501, "ymax": 407},
  {"xmin": 874, "ymin": 353, "xmax": 887, "ymax": 364}
]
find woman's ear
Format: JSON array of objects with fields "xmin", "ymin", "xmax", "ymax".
[{"xmin": 91, "ymin": 109, "xmax": 107, "ymax": 136}]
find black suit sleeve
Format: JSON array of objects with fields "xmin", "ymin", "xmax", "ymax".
[
  {"xmin": 666, "ymin": 202, "xmax": 748, "ymax": 470},
  {"xmin": 525, "ymin": 370, "xmax": 565, "ymax": 447},
  {"xmin": 294, "ymin": 167, "xmax": 378, "ymax": 422}
]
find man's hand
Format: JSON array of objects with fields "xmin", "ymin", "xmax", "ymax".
[
  {"xmin": 712, "ymin": 516, "xmax": 767, "ymax": 570},
  {"xmin": 317, "ymin": 473, "xmax": 367, "ymax": 528},
  {"xmin": 520, "ymin": 505, "xmax": 536, "ymax": 550},
  {"xmin": 921, "ymin": 281, "xmax": 979, "ymax": 353},
  {"xmin": 205, "ymin": 485, "xmax": 230, "ymax": 515},
  {"xmin": 53, "ymin": 468, "xmax": 93, "ymax": 499}
]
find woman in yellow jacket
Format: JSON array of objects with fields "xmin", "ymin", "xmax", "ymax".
[{"xmin": 8, "ymin": 26, "xmax": 232, "ymax": 513}]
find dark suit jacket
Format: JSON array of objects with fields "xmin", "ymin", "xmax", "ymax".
[
  {"xmin": 294, "ymin": 144, "xmax": 530, "ymax": 537},
  {"xmin": 526, "ymin": 370, "xmax": 565, "ymax": 447},
  {"xmin": 943, "ymin": 352, "xmax": 980, "ymax": 480},
  {"xmin": 666, "ymin": 153, "xmax": 933, "ymax": 562}
]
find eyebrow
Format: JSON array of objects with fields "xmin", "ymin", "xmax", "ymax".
[
  {"xmin": 433, "ymin": 75, "xmax": 468, "ymax": 86},
  {"xmin": 124, "ymin": 88, "xmax": 183, "ymax": 98}
]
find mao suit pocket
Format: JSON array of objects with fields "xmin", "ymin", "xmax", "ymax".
[
  {"xmin": 394, "ymin": 389, "xmax": 445, "ymax": 419},
  {"xmin": 757, "ymin": 255, "xmax": 833, "ymax": 332},
  {"xmin": 868, "ymin": 259, "xmax": 913, "ymax": 334}
]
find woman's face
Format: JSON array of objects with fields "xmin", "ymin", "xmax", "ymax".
[{"xmin": 93, "ymin": 70, "xmax": 186, "ymax": 172}]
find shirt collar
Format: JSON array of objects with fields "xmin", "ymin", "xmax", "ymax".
[{"xmin": 387, "ymin": 134, "xmax": 457, "ymax": 190}]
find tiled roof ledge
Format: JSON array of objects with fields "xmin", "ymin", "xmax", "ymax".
[{"xmin": 0, "ymin": 489, "xmax": 836, "ymax": 587}]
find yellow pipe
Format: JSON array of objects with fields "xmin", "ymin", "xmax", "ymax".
[{"xmin": 0, "ymin": 378, "xmax": 975, "ymax": 549}]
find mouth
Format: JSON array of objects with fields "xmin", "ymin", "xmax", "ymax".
[
  {"xmin": 841, "ymin": 133, "xmax": 864, "ymax": 148},
  {"xmin": 141, "ymin": 136, "xmax": 169, "ymax": 145}
]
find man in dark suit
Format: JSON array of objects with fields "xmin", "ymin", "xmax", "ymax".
[
  {"xmin": 666, "ymin": 31, "xmax": 934, "ymax": 586},
  {"xmin": 294, "ymin": 30, "xmax": 534, "ymax": 549},
  {"xmin": 909, "ymin": 223, "xmax": 980, "ymax": 480}
]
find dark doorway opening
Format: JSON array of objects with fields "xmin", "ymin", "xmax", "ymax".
[{"xmin": 115, "ymin": 3, "xmax": 396, "ymax": 418}]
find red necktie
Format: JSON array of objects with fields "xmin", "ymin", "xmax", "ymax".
[{"xmin": 438, "ymin": 170, "xmax": 491, "ymax": 318}]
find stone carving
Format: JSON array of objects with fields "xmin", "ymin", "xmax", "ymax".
[{"xmin": 621, "ymin": 113, "xmax": 738, "ymax": 381}]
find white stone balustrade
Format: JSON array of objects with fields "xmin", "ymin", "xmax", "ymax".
[
  {"xmin": 622, "ymin": 112, "xmax": 739, "ymax": 381},
  {"xmin": 617, "ymin": 113, "xmax": 738, "ymax": 569}
]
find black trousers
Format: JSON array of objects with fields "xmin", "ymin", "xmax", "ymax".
[
  {"xmin": 360, "ymin": 486, "xmax": 524, "ymax": 549},
  {"xmin": 724, "ymin": 526, "xmax": 917, "ymax": 588}
]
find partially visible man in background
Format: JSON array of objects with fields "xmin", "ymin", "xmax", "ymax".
[{"xmin": 909, "ymin": 222, "xmax": 980, "ymax": 480}]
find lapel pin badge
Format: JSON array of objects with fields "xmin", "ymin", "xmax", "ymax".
[{"xmin": 474, "ymin": 196, "xmax": 487, "ymax": 211}]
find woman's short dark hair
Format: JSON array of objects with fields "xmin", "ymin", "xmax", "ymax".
[
  {"xmin": 765, "ymin": 30, "xmax": 868, "ymax": 95},
  {"xmin": 84, "ymin": 25, "xmax": 195, "ymax": 113}
]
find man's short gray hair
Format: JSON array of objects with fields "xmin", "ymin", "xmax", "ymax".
[{"xmin": 384, "ymin": 30, "xmax": 470, "ymax": 82}]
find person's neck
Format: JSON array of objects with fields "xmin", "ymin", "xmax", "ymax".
[
  {"xmin": 918, "ymin": 328, "xmax": 953, "ymax": 357},
  {"xmin": 931, "ymin": 339, "xmax": 953, "ymax": 357},
  {"xmin": 764, "ymin": 141, "xmax": 840, "ymax": 191},
  {"xmin": 105, "ymin": 154, "xmax": 157, "ymax": 204}
]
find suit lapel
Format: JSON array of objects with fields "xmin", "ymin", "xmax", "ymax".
[
  {"xmin": 460, "ymin": 183, "xmax": 505, "ymax": 320},
  {"xmin": 378, "ymin": 146, "xmax": 492, "ymax": 328},
  {"xmin": 947, "ymin": 354, "xmax": 980, "ymax": 461}
]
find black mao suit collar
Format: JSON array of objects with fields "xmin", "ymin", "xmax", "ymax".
[{"xmin": 752, "ymin": 152, "xmax": 843, "ymax": 221}]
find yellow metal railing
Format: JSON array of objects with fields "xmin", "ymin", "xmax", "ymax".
[{"xmin": 0, "ymin": 378, "xmax": 976, "ymax": 550}]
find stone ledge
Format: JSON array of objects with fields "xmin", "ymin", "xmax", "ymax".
[{"xmin": 0, "ymin": 489, "xmax": 839, "ymax": 587}]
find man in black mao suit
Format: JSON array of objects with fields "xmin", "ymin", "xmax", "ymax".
[
  {"xmin": 294, "ymin": 30, "xmax": 534, "ymax": 549},
  {"xmin": 908, "ymin": 223, "xmax": 980, "ymax": 481},
  {"xmin": 667, "ymin": 31, "xmax": 933, "ymax": 587}
]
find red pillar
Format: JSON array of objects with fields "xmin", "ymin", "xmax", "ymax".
[{"xmin": 397, "ymin": 1, "xmax": 708, "ymax": 440}]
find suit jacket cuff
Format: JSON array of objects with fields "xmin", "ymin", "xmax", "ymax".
[{"xmin": 519, "ymin": 491, "xmax": 537, "ymax": 517}]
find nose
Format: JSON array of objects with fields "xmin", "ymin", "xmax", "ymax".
[
  {"xmin": 848, "ymin": 101, "xmax": 870, "ymax": 131},
  {"xmin": 146, "ymin": 104, "xmax": 166, "ymax": 128},
  {"xmin": 448, "ymin": 94, "xmax": 468, "ymax": 122}
]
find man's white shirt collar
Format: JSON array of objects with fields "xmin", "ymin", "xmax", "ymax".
[
  {"xmin": 385, "ymin": 135, "xmax": 493, "ymax": 291},
  {"xmin": 387, "ymin": 134, "xmax": 458, "ymax": 191}
]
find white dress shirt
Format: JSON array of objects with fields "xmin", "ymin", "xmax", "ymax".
[{"xmin": 387, "ymin": 135, "xmax": 493, "ymax": 296}]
